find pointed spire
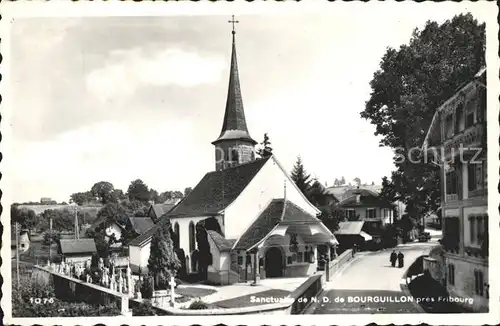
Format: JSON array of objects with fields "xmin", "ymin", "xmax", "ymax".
[{"xmin": 212, "ymin": 17, "xmax": 256, "ymax": 145}]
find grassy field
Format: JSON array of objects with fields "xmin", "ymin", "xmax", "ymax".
[{"xmin": 17, "ymin": 204, "xmax": 102, "ymax": 216}]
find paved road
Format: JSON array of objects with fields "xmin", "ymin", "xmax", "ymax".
[{"xmin": 309, "ymin": 240, "xmax": 438, "ymax": 314}]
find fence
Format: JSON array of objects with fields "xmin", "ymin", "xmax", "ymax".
[{"xmin": 33, "ymin": 265, "xmax": 132, "ymax": 316}]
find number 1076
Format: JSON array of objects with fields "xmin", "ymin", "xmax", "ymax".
[{"xmin": 30, "ymin": 298, "xmax": 55, "ymax": 304}]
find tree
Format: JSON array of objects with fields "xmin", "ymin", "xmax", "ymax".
[
  {"xmin": 360, "ymin": 14, "xmax": 485, "ymax": 219},
  {"xmin": 70, "ymin": 191, "xmax": 95, "ymax": 206},
  {"xmin": 256, "ymin": 133, "xmax": 273, "ymax": 158},
  {"xmin": 147, "ymin": 220, "xmax": 181, "ymax": 289},
  {"xmin": 353, "ymin": 177, "xmax": 361, "ymax": 186},
  {"xmin": 290, "ymin": 156, "xmax": 311, "ymax": 197},
  {"xmin": 96, "ymin": 202, "xmax": 130, "ymax": 227},
  {"xmin": 111, "ymin": 189, "xmax": 127, "ymax": 203},
  {"xmin": 127, "ymin": 179, "xmax": 150, "ymax": 203},
  {"xmin": 333, "ymin": 178, "xmax": 340, "ymax": 187},
  {"xmin": 149, "ymin": 189, "xmax": 160, "ymax": 204},
  {"xmin": 91, "ymin": 181, "xmax": 115, "ymax": 204},
  {"xmin": 40, "ymin": 209, "xmax": 74, "ymax": 232},
  {"xmin": 340, "ymin": 176, "xmax": 346, "ymax": 185},
  {"xmin": 11, "ymin": 205, "xmax": 37, "ymax": 232},
  {"xmin": 171, "ymin": 191, "xmax": 184, "ymax": 199},
  {"xmin": 184, "ymin": 187, "xmax": 193, "ymax": 197}
]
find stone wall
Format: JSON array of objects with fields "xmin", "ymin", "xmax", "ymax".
[{"xmin": 325, "ymin": 249, "xmax": 353, "ymax": 281}]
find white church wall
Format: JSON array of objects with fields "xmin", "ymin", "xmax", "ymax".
[
  {"xmin": 224, "ymin": 158, "xmax": 319, "ymax": 239},
  {"xmin": 170, "ymin": 216, "xmax": 206, "ymax": 256}
]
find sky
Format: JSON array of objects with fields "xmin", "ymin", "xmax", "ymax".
[{"xmin": 7, "ymin": 3, "xmax": 489, "ymax": 203}]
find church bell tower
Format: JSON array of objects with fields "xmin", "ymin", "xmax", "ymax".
[{"xmin": 212, "ymin": 16, "xmax": 257, "ymax": 171}]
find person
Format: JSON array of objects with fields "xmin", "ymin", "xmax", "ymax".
[
  {"xmin": 390, "ymin": 250, "xmax": 397, "ymax": 267},
  {"xmin": 397, "ymin": 251, "xmax": 404, "ymax": 268}
]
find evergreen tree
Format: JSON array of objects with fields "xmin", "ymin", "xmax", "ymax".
[
  {"xmin": 147, "ymin": 221, "xmax": 180, "ymax": 289},
  {"xmin": 340, "ymin": 176, "xmax": 346, "ymax": 185},
  {"xmin": 256, "ymin": 133, "xmax": 273, "ymax": 158},
  {"xmin": 290, "ymin": 156, "xmax": 312, "ymax": 196}
]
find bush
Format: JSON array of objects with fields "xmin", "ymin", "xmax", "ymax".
[
  {"xmin": 12, "ymin": 276, "xmax": 121, "ymax": 317},
  {"xmin": 188, "ymin": 299, "xmax": 208, "ymax": 310},
  {"xmin": 133, "ymin": 301, "xmax": 156, "ymax": 316},
  {"xmin": 141, "ymin": 275, "xmax": 154, "ymax": 299}
]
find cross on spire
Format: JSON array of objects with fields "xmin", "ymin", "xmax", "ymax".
[{"xmin": 228, "ymin": 15, "xmax": 239, "ymax": 34}]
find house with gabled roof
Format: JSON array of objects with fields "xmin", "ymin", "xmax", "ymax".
[{"xmin": 128, "ymin": 26, "xmax": 338, "ymax": 284}]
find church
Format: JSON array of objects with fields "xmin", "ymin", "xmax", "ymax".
[{"xmin": 129, "ymin": 21, "xmax": 338, "ymax": 284}]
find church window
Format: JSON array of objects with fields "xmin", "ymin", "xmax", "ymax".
[
  {"xmin": 189, "ymin": 221, "xmax": 195, "ymax": 253},
  {"xmin": 174, "ymin": 222, "xmax": 180, "ymax": 248},
  {"xmin": 287, "ymin": 256, "xmax": 292, "ymax": 265},
  {"xmin": 297, "ymin": 252, "xmax": 303, "ymax": 263}
]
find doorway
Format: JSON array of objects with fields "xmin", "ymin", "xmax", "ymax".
[{"xmin": 265, "ymin": 247, "xmax": 284, "ymax": 278}]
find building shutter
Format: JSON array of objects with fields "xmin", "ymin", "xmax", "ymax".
[{"xmin": 476, "ymin": 162, "xmax": 483, "ymax": 190}]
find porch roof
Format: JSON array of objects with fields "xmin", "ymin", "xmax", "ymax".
[{"xmin": 233, "ymin": 199, "xmax": 337, "ymax": 251}]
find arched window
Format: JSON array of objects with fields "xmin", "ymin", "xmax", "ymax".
[
  {"xmin": 174, "ymin": 222, "xmax": 180, "ymax": 248},
  {"xmin": 189, "ymin": 221, "xmax": 196, "ymax": 253}
]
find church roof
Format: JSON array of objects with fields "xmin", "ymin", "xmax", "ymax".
[
  {"xmin": 212, "ymin": 31, "xmax": 256, "ymax": 145},
  {"xmin": 207, "ymin": 230, "xmax": 236, "ymax": 252},
  {"xmin": 166, "ymin": 157, "xmax": 271, "ymax": 218},
  {"xmin": 232, "ymin": 199, "xmax": 319, "ymax": 250}
]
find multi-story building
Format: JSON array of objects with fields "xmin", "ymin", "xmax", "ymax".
[{"xmin": 423, "ymin": 67, "xmax": 488, "ymax": 312}]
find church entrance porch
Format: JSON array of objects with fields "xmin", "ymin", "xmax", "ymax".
[{"xmin": 264, "ymin": 246, "xmax": 284, "ymax": 278}]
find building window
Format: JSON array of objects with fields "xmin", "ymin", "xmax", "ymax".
[
  {"xmin": 474, "ymin": 270, "xmax": 484, "ymax": 296},
  {"xmin": 446, "ymin": 170, "xmax": 458, "ymax": 195},
  {"xmin": 469, "ymin": 216, "xmax": 477, "ymax": 245},
  {"xmin": 231, "ymin": 149, "xmax": 239, "ymax": 164},
  {"xmin": 465, "ymin": 99, "xmax": 476, "ymax": 128},
  {"xmin": 468, "ymin": 161, "xmax": 486, "ymax": 194},
  {"xmin": 189, "ymin": 221, "xmax": 196, "ymax": 253},
  {"xmin": 297, "ymin": 252, "xmax": 303, "ymax": 263},
  {"xmin": 237, "ymin": 256, "xmax": 243, "ymax": 265},
  {"xmin": 346, "ymin": 209, "xmax": 356, "ymax": 220},
  {"xmin": 443, "ymin": 217, "xmax": 460, "ymax": 251},
  {"xmin": 366, "ymin": 208, "xmax": 376, "ymax": 219},
  {"xmin": 447, "ymin": 264, "xmax": 455, "ymax": 285},
  {"xmin": 445, "ymin": 114, "xmax": 454, "ymax": 138}
]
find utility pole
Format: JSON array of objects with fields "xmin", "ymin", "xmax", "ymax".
[
  {"xmin": 15, "ymin": 222, "xmax": 20, "ymax": 290},
  {"xmin": 49, "ymin": 217, "xmax": 52, "ymax": 263},
  {"xmin": 74, "ymin": 205, "xmax": 79, "ymax": 240}
]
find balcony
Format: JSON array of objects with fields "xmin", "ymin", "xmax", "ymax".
[
  {"xmin": 441, "ymin": 235, "xmax": 460, "ymax": 254},
  {"xmin": 443, "ymin": 123, "xmax": 485, "ymax": 159},
  {"xmin": 464, "ymin": 246, "xmax": 488, "ymax": 259}
]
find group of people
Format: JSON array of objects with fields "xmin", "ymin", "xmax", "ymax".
[{"xmin": 390, "ymin": 250, "xmax": 405, "ymax": 268}]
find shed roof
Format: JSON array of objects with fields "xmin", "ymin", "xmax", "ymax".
[{"xmin": 59, "ymin": 238, "xmax": 97, "ymax": 255}]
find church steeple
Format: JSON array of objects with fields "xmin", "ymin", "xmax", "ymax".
[{"xmin": 212, "ymin": 16, "xmax": 257, "ymax": 171}]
